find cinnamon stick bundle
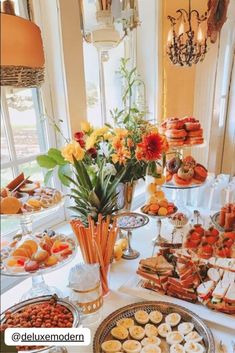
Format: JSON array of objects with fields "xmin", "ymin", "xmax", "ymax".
[{"xmin": 70, "ymin": 214, "xmax": 118, "ymax": 295}]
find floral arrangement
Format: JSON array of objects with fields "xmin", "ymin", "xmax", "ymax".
[{"xmin": 37, "ymin": 59, "xmax": 168, "ymax": 222}]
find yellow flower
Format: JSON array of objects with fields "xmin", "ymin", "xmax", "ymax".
[
  {"xmin": 61, "ymin": 140, "xmax": 85, "ymax": 163},
  {"xmin": 93, "ymin": 126, "xmax": 109, "ymax": 136},
  {"xmin": 80, "ymin": 120, "xmax": 92, "ymax": 133},
  {"xmin": 114, "ymin": 128, "xmax": 128, "ymax": 138},
  {"xmin": 86, "ymin": 126, "xmax": 109, "ymax": 149}
]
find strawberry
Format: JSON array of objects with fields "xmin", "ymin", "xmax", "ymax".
[
  {"xmin": 216, "ymin": 247, "xmax": 227, "ymax": 258},
  {"xmin": 190, "ymin": 232, "xmax": 202, "ymax": 241},
  {"xmin": 185, "ymin": 240, "xmax": 198, "ymax": 249},
  {"xmin": 223, "ymin": 238, "xmax": 234, "ymax": 248},
  {"xmin": 224, "ymin": 231, "xmax": 235, "ymax": 240},
  {"xmin": 201, "ymin": 244, "xmax": 213, "ymax": 254},
  {"xmin": 209, "ymin": 226, "xmax": 219, "ymax": 237},
  {"xmin": 206, "ymin": 236, "xmax": 217, "ymax": 245},
  {"xmin": 193, "ymin": 225, "xmax": 204, "ymax": 236}
]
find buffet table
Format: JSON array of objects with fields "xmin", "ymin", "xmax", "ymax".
[{"xmin": 1, "ymin": 210, "xmax": 235, "ymax": 353}]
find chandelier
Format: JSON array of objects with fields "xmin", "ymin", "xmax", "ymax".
[
  {"xmin": 166, "ymin": 0, "xmax": 208, "ymax": 67},
  {"xmin": 79, "ymin": 0, "xmax": 140, "ymax": 59}
]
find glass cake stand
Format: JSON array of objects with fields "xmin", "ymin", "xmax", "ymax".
[
  {"xmin": 1, "ymin": 194, "xmax": 65, "ymax": 237},
  {"xmin": 140, "ymin": 206, "xmax": 178, "ymax": 254},
  {"xmin": 116, "ymin": 212, "xmax": 149, "ymax": 260},
  {"xmin": 1, "ymin": 233, "xmax": 77, "ymax": 301}
]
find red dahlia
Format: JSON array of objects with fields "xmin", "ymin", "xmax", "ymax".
[{"xmin": 138, "ymin": 133, "xmax": 163, "ymax": 161}]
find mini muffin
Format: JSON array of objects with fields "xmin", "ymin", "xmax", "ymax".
[
  {"xmin": 141, "ymin": 337, "xmax": 161, "ymax": 347},
  {"xmin": 144, "ymin": 324, "xmax": 158, "ymax": 337},
  {"xmin": 170, "ymin": 344, "xmax": 185, "ymax": 353},
  {"xmin": 0, "ymin": 196, "xmax": 22, "ymax": 214},
  {"xmin": 117, "ymin": 318, "xmax": 135, "ymax": 329},
  {"xmin": 158, "ymin": 323, "xmax": 172, "ymax": 338},
  {"xmin": 111, "ymin": 326, "xmax": 129, "ymax": 340},
  {"xmin": 165, "ymin": 313, "xmax": 181, "ymax": 326},
  {"xmin": 123, "ymin": 340, "xmax": 142, "ymax": 353},
  {"xmin": 149, "ymin": 311, "xmax": 163, "ymax": 324},
  {"xmin": 140, "ymin": 344, "xmax": 162, "ymax": 353},
  {"xmin": 178, "ymin": 323, "xmax": 194, "ymax": 335},
  {"xmin": 166, "ymin": 331, "xmax": 184, "ymax": 345},
  {"xmin": 184, "ymin": 332, "xmax": 202, "ymax": 343},
  {"xmin": 129, "ymin": 326, "xmax": 145, "ymax": 340},
  {"xmin": 184, "ymin": 342, "xmax": 204, "ymax": 353},
  {"xmin": 134, "ymin": 310, "xmax": 149, "ymax": 324},
  {"xmin": 101, "ymin": 340, "xmax": 122, "ymax": 353}
]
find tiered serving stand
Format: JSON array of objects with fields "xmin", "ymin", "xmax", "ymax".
[{"xmin": 1, "ymin": 192, "xmax": 77, "ymax": 301}]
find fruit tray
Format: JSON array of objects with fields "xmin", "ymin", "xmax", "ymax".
[{"xmin": 0, "ymin": 232, "xmax": 77, "ymax": 277}]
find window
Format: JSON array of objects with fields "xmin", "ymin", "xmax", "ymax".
[{"xmin": 0, "ymin": 0, "xmax": 66, "ymax": 238}]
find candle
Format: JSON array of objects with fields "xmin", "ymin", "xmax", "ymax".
[
  {"xmin": 167, "ymin": 29, "xmax": 173, "ymax": 44},
  {"xmin": 197, "ymin": 26, "xmax": 203, "ymax": 42},
  {"xmin": 178, "ymin": 21, "xmax": 184, "ymax": 36}
]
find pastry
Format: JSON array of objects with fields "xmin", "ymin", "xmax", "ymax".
[
  {"xmin": 184, "ymin": 332, "xmax": 202, "ymax": 343},
  {"xmin": 140, "ymin": 345, "xmax": 161, "ymax": 353},
  {"xmin": 0, "ymin": 196, "xmax": 22, "ymax": 214},
  {"xmin": 166, "ymin": 118, "xmax": 185, "ymax": 130},
  {"xmin": 134, "ymin": 310, "xmax": 149, "ymax": 324},
  {"xmin": 182, "ymin": 156, "xmax": 196, "ymax": 168},
  {"xmin": 141, "ymin": 337, "xmax": 161, "ymax": 347},
  {"xmin": 7, "ymin": 172, "xmax": 25, "ymax": 190},
  {"xmin": 193, "ymin": 164, "xmax": 207, "ymax": 182},
  {"xmin": 177, "ymin": 167, "xmax": 194, "ymax": 181},
  {"xmin": 173, "ymin": 174, "xmax": 191, "ymax": 186},
  {"xmin": 122, "ymin": 340, "xmax": 142, "ymax": 353},
  {"xmin": 23, "ymin": 240, "xmax": 38, "ymax": 254},
  {"xmin": 165, "ymin": 129, "xmax": 187, "ymax": 139},
  {"xmin": 166, "ymin": 157, "xmax": 181, "ymax": 174},
  {"xmin": 12, "ymin": 247, "xmax": 30, "ymax": 258},
  {"xmin": 144, "ymin": 323, "xmax": 158, "ymax": 337},
  {"xmin": 184, "ymin": 342, "xmax": 204, "ymax": 353},
  {"xmin": 184, "ymin": 122, "xmax": 201, "ymax": 131},
  {"xmin": 165, "ymin": 313, "xmax": 181, "ymax": 326},
  {"xmin": 20, "ymin": 182, "xmax": 39, "ymax": 195},
  {"xmin": 101, "ymin": 340, "xmax": 122, "ymax": 353},
  {"xmin": 166, "ymin": 331, "xmax": 184, "ymax": 345},
  {"xmin": 149, "ymin": 310, "xmax": 163, "ymax": 324},
  {"xmin": 187, "ymin": 129, "xmax": 203, "ymax": 137},
  {"xmin": 27, "ymin": 198, "xmax": 42, "ymax": 210},
  {"xmin": 178, "ymin": 322, "xmax": 194, "ymax": 335},
  {"xmin": 111, "ymin": 326, "xmax": 129, "ymax": 340},
  {"xmin": 185, "ymin": 137, "xmax": 204, "ymax": 145},
  {"xmin": 170, "ymin": 344, "xmax": 185, "ymax": 353},
  {"xmin": 117, "ymin": 318, "xmax": 135, "ymax": 329},
  {"xmin": 129, "ymin": 326, "xmax": 145, "ymax": 340},
  {"xmin": 158, "ymin": 323, "xmax": 172, "ymax": 337}
]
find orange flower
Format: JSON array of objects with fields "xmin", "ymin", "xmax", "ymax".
[
  {"xmin": 127, "ymin": 138, "xmax": 134, "ymax": 148},
  {"xmin": 137, "ymin": 132, "xmax": 164, "ymax": 161},
  {"xmin": 112, "ymin": 148, "xmax": 131, "ymax": 165},
  {"xmin": 112, "ymin": 136, "xmax": 123, "ymax": 150}
]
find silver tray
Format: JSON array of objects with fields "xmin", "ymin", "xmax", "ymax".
[
  {"xmin": 210, "ymin": 212, "xmax": 235, "ymax": 232},
  {"xmin": 93, "ymin": 301, "xmax": 215, "ymax": 353},
  {"xmin": 163, "ymin": 180, "xmax": 206, "ymax": 190},
  {"xmin": 116, "ymin": 212, "xmax": 149, "ymax": 230},
  {"xmin": 1, "ymin": 295, "xmax": 81, "ymax": 353}
]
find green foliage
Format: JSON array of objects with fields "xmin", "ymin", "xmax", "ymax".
[
  {"xmin": 36, "ymin": 155, "xmax": 57, "ymax": 169},
  {"xmin": 67, "ymin": 159, "xmax": 126, "ymax": 224}
]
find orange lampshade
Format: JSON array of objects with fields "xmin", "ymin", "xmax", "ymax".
[{"xmin": 0, "ymin": 5, "xmax": 45, "ymax": 87}]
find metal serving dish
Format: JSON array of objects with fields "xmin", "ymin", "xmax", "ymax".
[
  {"xmin": 93, "ymin": 301, "xmax": 215, "ymax": 353},
  {"xmin": 1, "ymin": 295, "xmax": 81, "ymax": 353}
]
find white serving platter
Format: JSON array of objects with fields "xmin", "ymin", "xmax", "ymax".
[{"xmin": 119, "ymin": 274, "xmax": 235, "ymax": 329}]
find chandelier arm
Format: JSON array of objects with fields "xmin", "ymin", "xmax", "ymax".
[{"xmin": 190, "ymin": 9, "xmax": 208, "ymax": 22}]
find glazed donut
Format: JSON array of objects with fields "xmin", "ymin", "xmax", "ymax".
[
  {"xmin": 173, "ymin": 174, "xmax": 191, "ymax": 186},
  {"xmin": 166, "ymin": 157, "xmax": 181, "ymax": 174},
  {"xmin": 194, "ymin": 163, "xmax": 208, "ymax": 182},
  {"xmin": 165, "ymin": 129, "xmax": 187, "ymax": 138},
  {"xmin": 177, "ymin": 166, "xmax": 194, "ymax": 181},
  {"xmin": 166, "ymin": 172, "xmax": 173, "ymax": 182},
  {"xmin": 185, "ymin": 137, "xmax": 204, "ymax": 145},
  {"xmin": 167, "ymin": 139, "xmax": 185, "ymax": 146},
  {"xmin": 181, "ymin": 116, "xmax": 198, "ymax": 124},
  {"xmin": 185, "ymin": 122, "xmax": 201, "ymax": 131},
  {"xmin": 187, "ymin": 129, "xmax": 203, "ymax": 137},
  {"xmin": 183, "ymin": 156, "xmax": 196, "ymax": 168},
  {"xmin": 166, "ymin": 118, "xmax": 184, "ymax": 130}
]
